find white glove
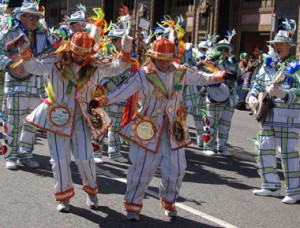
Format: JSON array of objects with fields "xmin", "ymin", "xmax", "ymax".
[
  {"xmin": 17, "ymin": 34, "xmax": 30, "ymax": 52},
  {"xmin": 6, "ymin": 34, "xmax": 29, "ymax": 52},
  {"xmin": 249, "ymin": 96, "xmax": 259, "ymax": 111},
  {"xmin": 121, "ymin": 35, "xmax": 133, "ymax": 53},
  {"xmin": 267, "ymin": 84, "xmax": 286, "ymax": 99}
]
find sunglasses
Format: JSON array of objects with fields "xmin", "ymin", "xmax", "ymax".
[{"xmin": 23, "ymin": 15, "xmax": 40, "ymax": 21}]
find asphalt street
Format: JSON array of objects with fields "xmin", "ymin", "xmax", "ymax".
[{"xmin": 0, "ymin": 110, "xmax": 299, "ymax": 228}]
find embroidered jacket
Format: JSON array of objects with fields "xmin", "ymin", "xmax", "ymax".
[
  {"xmin": 106, "ymin": 63, "xmax": 216, "ymax": 153},
  {"xmin": 21, "ymin": 55, "xmax": 129, "ymax": 139},
  {"xmin": 250, "ymin": 56, "xmax": 300, "ymax": 128}
]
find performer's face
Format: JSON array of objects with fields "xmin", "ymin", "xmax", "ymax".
[
  {"xmin": 71, "ymin": 52, "xmax": 89, "ymax": 65},
  {"xmin": 274, "ymin": 42, "xmax": 291, "ymax": 60},
  {"xmin": 70, "ymin": 22, "xmax": 86, "ymax": 33},
  {"xmin": 154, "ymin": 59, "xmax": 172, "ymax": 72},
  {"xmin": 20, "ymin": 13, "xmax": 40, "ymax": 31}
]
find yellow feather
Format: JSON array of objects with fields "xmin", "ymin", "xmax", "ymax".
[
  {"xmin": 45, "ymin": 81, "xmax": 56, "ymax": 104},
  {"xmin": 11, "ymin": 60, "xmax": 23, "ymax": 68}
]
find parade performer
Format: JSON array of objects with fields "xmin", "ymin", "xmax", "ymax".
[
  {"xmin": 250, "ymin": 18, "xmax": 300, "ymax": 204},
  {"xmin": 58, "ymin": 3, "xmax": 88, "ymax": 41},
  {"xmin": 90, "ymin": 36, "xmax": 234, "ymax": 220},
  {"xmin": 203, "ymin": 30, "xmax": 240, "ymax": 156},
  {"xmin": 15, "ymin": 18, "xmax": 133, "ymax": 211},
  {"xmin": 0, "ymin": 1, "xmax": 54, "ymax": 169}
]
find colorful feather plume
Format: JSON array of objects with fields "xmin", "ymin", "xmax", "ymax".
[
  {"xmin": 225, "ymin": 29, "xmax": 236, "ymax": 44},
  {"xmin": 154, "ymin": 15, "xmax": 186, "ymax": 58},
  {"xmin": 76, "ymin": 3, "xmax": 86, "ymax": 13},
  {"xmin": 287, "ymin": 60, "xmax": 300, "ymax": 77},
  {"xmin": 205, "ymin": 34, "xmax": 219, "ymax": 47},
  {"xmin": 279, "ymin": 16, "xmax": 297, "ymax": 35},
  {"xmin": 119, "ymin": 5, "xmax": 129, "ymax": 18},
  {"xmin": 88, "ymin": 8, "xmax": 111, "ymax": 52},
  {"xmin": 89, "ymin": 8, "xmax": 111, "ymax": 37},
  {"xmin": 141, "ymin": 30, "xmax": 155, "ymax": 45}
]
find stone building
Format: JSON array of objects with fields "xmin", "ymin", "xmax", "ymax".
[{"xmin": 7, "ymin": 0, "xmax": 300, "ymax": 57}]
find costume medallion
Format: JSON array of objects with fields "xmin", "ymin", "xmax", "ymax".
[
  {"xmin": 89, "ymin": 110, "xmax": 104, "ymax": 129},
  {"xmin": 49, "ymin": 104, "xmax": 71, "ymax": 127},
  {"xmin": 134, "ymin": 120, "xmax": 156, "ymax": 141},
  {"xmin": 172, "ymin": 120, "xmax": 185, "ymax": 143}
]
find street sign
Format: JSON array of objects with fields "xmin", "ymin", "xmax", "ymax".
[{"xmin": 139, "ymin": 17, "xmax": 150, "ymax": 31}]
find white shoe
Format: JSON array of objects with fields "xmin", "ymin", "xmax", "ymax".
[
  {"xmin": 165, "ymin": 210, "xmax": 177, "ymax": 217},
  {"xmin": 218, "ymin": 150, "xmax": 231, "ymax": 157},
  {"xmin": 127, "ymin": 212, "xmax": 140, "ymax": 221},
  {"xmin": 93, "ymin": 157, "xmax": 104, "ymax": 164},
  {"xmin": 203, "ymin": 150, "xmax": 216, "ymax": 156},
  {"xmin": 110, "ymin": 156, "xmax": 128, "ymax": 163},
  {"xmin": 5, "ymin": 159, "xmax": 17, "ymax": 170},
  {"xmin": 252, "ymin": 189, "xmax": 280, "ymax": 197},
  {"xmin": 282, "ymin": 194, "xmax": 300, "ymax": 204},
  {"xmin": 17, "ymin": 158, "xmax": 39, "ymax": 168},
  {"xmin": 86, "ymin": 194, "xmax": 98, "ymax": 209},
  {"xmin": 57, "ymin": 201, "xmax": 70, "ymax": 212}
]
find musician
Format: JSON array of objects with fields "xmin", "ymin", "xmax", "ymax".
[
  {"xmin": 15, "ymin": 31, "xmax": 133, "ymax": 212},
  {"xmin": 250, "ymin": 20, "xmax": 300, "ymax": 204},
  {"xmin": 0, "ymin": 2, "xmax": 54, "ymax": 169},
  {"xmin": 89, "ymin": 38, "xmax": 233, "ymax": 221},
  {"xmin": 203, "ymin": 32, "xmax": 240, "ymax": 157}
]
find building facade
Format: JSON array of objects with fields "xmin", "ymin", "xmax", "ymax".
[{"xmin": 7, "ymin": 0, "xmax": 300, "ymax": 58}]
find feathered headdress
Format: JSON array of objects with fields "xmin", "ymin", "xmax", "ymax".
[
  {"xmin": 87, "ymin": 7, "xmax": 111, "ymax": 53},
  {"xmin": 268, "ymin": 16, "xmax": 297, "ymax": 46},
  {"xmin": 76, "ymin": 3, "xmax": 86, "ymax": 13},
  {"xmin": 212, "ymin": 29, "xmax": 236, "ymax": 53},
  {"xmin": 154, "ymin": 15, "xmax": 185, "ymax": 59},
  {"xmin": 118, "ymin": 5, "xmax": 135, "ymax": 25}
]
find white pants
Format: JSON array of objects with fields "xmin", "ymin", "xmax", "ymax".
[
  {"xmin": 48, "ymin": 113, "xmax": 97, "ymax": 201},
  {"xmin": 124, "ymin": 127, "xmax": 186, "ymax": 211}
]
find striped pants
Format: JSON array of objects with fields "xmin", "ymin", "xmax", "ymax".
[
  {"xmin": 204, "ymin": 102, "xmax": 234, "ymax": 151},
  {"xmin": 256, "ymin": 125, "xmax": 300, "ymax": 196},
  {"xmin": 48, "ymin": 113, "xmax": 98, "ymax": 202},
  {"xmin": 124, "ymin": 128, "xmax": 186, "ymax": 214},
  {"xmin": 3, "ymin": 94, "xmax": 40, "ymax": 160},
  {"xmin": 93, "ymin": 104, "xmax": 124, "ymax": 159}
]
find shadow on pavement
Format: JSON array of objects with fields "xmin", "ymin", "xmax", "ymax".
[{"xmin": 69, "ymin": 205, "xmax": 220, "ymax": 228}]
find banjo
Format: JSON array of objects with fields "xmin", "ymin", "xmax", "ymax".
[
  {"xmin": 253, "ymin": 67, "xmax": 286, "ymax": 122},
  {"xmin": 6, "ymin": 34, "xmax": 56, "ymax": 80},
  {"xmin": 6, "ymin": 34, "xmax": 31, "ymax": 80}
]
